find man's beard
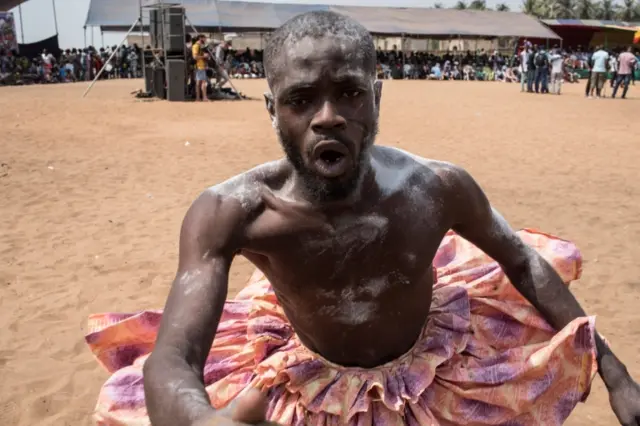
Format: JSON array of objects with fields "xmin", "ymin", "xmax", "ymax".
[{"xmin": 276, "ymin": 122, "xmax": 378, "ymax": 203}]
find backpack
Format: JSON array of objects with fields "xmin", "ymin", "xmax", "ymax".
[{"xmin": 535, "ymin": 53, "xmax": 548, "ymax": 68}]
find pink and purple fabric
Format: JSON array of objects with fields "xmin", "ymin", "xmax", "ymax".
[{"xmin": 86, "ymin": 229, "xmax": 597, "ymax": 425}]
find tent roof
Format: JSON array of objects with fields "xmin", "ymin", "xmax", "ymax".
[
  {"xmin": 542, "ymin": 19, "xmax": 640, "ymax": 31},
  {"xmin": 85, "ymin": 0, "xmax": 561, "ymax": 39},
  {"xmin": 0, "ymin": 0, "xmax": 23, "ymax": 11}
]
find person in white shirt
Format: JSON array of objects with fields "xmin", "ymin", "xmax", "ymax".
[
  {"xmin": 548, "ymin": 47, "xmax": 564, "ymax": 95},
  {"xmin": 519, "ymin": 43, "xmax": 531, "ymax": 92},
  {"xmin": 213, "ymin": 39, "xmax": 230, "ymax": 89},
  {"xmin": 608, "ymin": 53, "xmax": 618, "ymax": 89},
  {"xmin": 41, "ymin": 49, "xmax": 54, "ymax": 81},
  {"xmin": 589, "ymin": 46, "xmax": 609, "ymax": 98}
]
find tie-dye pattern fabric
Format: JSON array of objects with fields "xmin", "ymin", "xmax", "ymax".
[{"xmin": 86, "ymin": 229, "xmax": 598, "ymax": 425}]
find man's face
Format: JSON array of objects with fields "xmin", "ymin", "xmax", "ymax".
[{"xmin": 266, "ymin": 35, "xmax": 381, "ymax": 201}]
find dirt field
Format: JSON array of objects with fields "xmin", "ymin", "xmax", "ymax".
[{"xmin": 0, "ymin": 78, "xmax": 638, "ymax": 425}]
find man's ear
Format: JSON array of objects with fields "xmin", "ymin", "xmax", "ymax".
[
  {"xmin": 264, "ymin": 92, "xmax": 275, "ymax": 122},
  {"xmin": 373, "ymin": 80, "xmax": 382, "ymax": 112}
]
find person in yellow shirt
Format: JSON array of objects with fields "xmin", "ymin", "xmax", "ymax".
[{"xmin": 191, "ymin": 35, "xmax": 209, "ymax": 101}]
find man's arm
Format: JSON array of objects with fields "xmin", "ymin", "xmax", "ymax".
[
  {"xmin": 441, "ymin": 164, "xmax": 634, "ymax": 392},
  {"xmin": 143, "ymin": 191, "xmax": 245, "ymax": 426}
]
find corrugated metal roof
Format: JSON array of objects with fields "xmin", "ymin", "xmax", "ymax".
[{"xmin": 85, "ymin": 0, "xmax": 561, "ymax": 39}]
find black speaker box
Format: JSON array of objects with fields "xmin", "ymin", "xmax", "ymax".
[
  {"xmin": 149, "ymin": 9, "xmax": 162, "ymax": 49},
  {"xmin": 162, "ymin": 7, "xmax": 185, "ymax": 54},
  {"xmin": 166, "ymin": 59, "xmax": 185, "ymax": 102},
  {"xmin": 144, "ymin": 65, "xmax": 153, "ymax": 92},
  {"xmin": 152, "ymin": 67, "xmax": 165, "ymax": 99}
]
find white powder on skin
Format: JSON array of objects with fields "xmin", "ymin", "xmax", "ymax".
[
  {"xmin": 207, "ymin": 160, "xmax": 281, "ymax": 211},
  {"xmin": 317, "ymin": 274, "xmax": 397, "ymax": 325},
  {"xmin": 319, "ymin": 285, "xmax": 378, "ymax": 325},
  {"xmin": 363, "ymin": 276, "xmax": 388, "ymax": 297},
  {"xmin": 179, "ymin": 269, "xmax": 203, "ymax": 296}
]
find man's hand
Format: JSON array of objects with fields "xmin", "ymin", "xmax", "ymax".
[
  {"xmin": 610, "ymin": 376, "xmax": 640, "ymax": 426},
  {"xmin": 195, "ymin": 389, "xmax": 281, "ymax": 426}
]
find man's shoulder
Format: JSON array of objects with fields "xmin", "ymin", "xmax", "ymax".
[
  {"xmin": 204, "ymin": 159, "xmax": 290, "ymax": 211},
  {"xmin": 373, "ymin": 146, "xmax": 467, "ymax": 182},
  {"xmin": 182, "ymin": 160, "xmax": 290, "ymax": 241}
]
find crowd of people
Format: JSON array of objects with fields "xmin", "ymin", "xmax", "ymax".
[
  {"xmin": 0, "ymin": 45, "xmax": 142, "ymax": 85},
  {"xmin": 2, "ymin": 37, "xmax": 638, "ymax": 100},
  {"xmin": 517, "ymin": 42, "xmax": 638, "ymax": 98}
]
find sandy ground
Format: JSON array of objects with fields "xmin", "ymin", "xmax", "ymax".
[{"xmin": 0, "ymin": 78, "xmax": 638, "ymax": 426}]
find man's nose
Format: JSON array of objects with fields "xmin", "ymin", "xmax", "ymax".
[{"xmin": 311, "ymin": 100, "xmax": 347, "ymax": 132}]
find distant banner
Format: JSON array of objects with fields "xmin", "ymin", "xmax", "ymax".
[{"xmin": 0, "ymin": 11, "xmax": 18, "ymax": 52}]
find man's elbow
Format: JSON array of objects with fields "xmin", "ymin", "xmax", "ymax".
[{"xmin": 143, "ymin": 351, "xmax": 163, "ymax": 391}]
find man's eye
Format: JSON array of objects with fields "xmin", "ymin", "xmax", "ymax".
[
  {"xmin": 342, "ymin": 90, "xmax": 361, "ymax": 98},
  {"xmin": 287, "ymin": 98, "xmax": 310, "ymax": 106}
]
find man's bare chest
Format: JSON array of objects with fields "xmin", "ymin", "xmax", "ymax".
[{"xmin": 246, "ymin": 206, "xmax": 446, "ymax": 283}]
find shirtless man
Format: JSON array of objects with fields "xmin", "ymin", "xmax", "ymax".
[{"xmin": 88, "ymin": 11, "xmax": 639, "ymax": 426}]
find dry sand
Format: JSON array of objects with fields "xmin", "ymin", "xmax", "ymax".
[{"xmin": 0, "ymin": 79, "xmax": 639, "ymax": 425}]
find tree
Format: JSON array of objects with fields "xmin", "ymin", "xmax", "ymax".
[
  {"xmin": 596, "ymin": 0, "xmax": 616, "ymax": 19},
  {"xmin": 496, "ymin": 3, "xmax": 511, "ymax": 11},
  {"xmin": 434, "ymin": 2, "xmax": 444, "ymax": 7},
  {"xmin": 522, "ymin": 0, "xmax": 543, "ymax": 16},
  {"xmin": 455, "ymin": 0, "xmax": 468, "ymax": 9},
  {"xmin": 469, "ymin": 0, "xmax": 488, "ymax": 9},
  {"xmin": 575, "ymin": 0, "xmax": 596, "ymax": 18},
  {"xmin": 550, "ymin": 0, "xmax": 577, "ymax": 18},
  {"xmin": 616, "ymin": 0, "xmax": 639, "ymax": 20}
]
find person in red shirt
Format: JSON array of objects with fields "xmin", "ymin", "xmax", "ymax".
[{"xmin": 612, "ymin": 46, "xmax": 637, "ymax": 99}]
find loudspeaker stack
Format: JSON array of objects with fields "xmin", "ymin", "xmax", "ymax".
[
  {"xmin": 149, "ymin": 6, "xmax": 185, "ymax": 55},
  {"xmin": 146, "ymin": 5, "xmax": 186, "ymax": 101},
  {"xmin": 162, "ymin": 7, "xmax": 185, "ymax": 55}
]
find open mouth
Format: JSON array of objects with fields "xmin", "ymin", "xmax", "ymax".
[{"xmin": 312, "ymin": 140, "xmax": 352, "ymax": 178}]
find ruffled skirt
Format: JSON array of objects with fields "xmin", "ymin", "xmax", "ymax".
[{"xmin": 86, "ymin": 229, "xmax": 597, "ymax": 425}]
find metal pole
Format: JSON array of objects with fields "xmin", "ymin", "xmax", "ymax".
[
  {"xmin": 401, "ymin": 33, "xmax": 405, "ymax": 78},
  {"xmin": 51, "ymin": 0, "xmax": 59, "ymax": 34},
  {"xmin": 84, "ymin": 26, "xmax": 87, "ymax": 48},
  {"xmin": 101, "ymin": 30, "xmax": 104, "ymax": 48},
  {"xmin": 140, "ymin": 0, "xmax": 146, "ymax": 82},
  {"xmin": 18, "ymin": 4, "xmax": 25, "ymax": 44},
  {"xmin": 83, "ymin": 18, "xmax": 141, "ymax": 98},
  {"xmin": 91, "ymin": 26, "xmax": 95, "ymax": 47}
]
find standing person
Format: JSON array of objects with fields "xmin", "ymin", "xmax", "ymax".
[
  {"xmin": 519, "ymin": 43, "xmax": 531, "ymax": 92},
  {"xmin": 534, "ymin": 46, "xmax": 549, "ymax": 93},
  {"xmin": 584, "ymin": 52, "xmax": 593, "ymax": 97},
  {"xmin": 87, "ymin": 11, "xmax": 640, "ymax": 426},
  {"xmin": 548, "ymin": 46, "xmax": 564, "ymax": 95},
  {"xmin": 214, "ymin": 37, "xmax": 231, "ymax": 89},
  {"xmin": 633, "ymin": 48, "xmax": 639, "ymax": 85},
  {"xmin": 191, "ymin": 34, "xmax": 209, "ymax": 102},
  {"xmin": 41, "ymin": 49, "xmax": 54, "ymax": 82},
  {"xmin": 526, "ymin": 44, "xmax": 536, "ymax": 92},
  {"xmin": 215, "ymin": 37, "xmax": 230, "ymax": 68},
  {"xmin": 127, "ymin": 47, "xmax": 139, "ymax": 78},
  {"xmin": 609, "ymin": 51, "xmax": 618, "ymax": 88},
  {"xmin": 589, "ymin": 45, "xmax": 609, "ymax": 98},
  {"xmin": 612, "ymin": 46, "xmax": 637, "ymax": 99}
]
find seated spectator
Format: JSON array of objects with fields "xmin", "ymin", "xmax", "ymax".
[{"xmin": 429, "ymin": 63, "xmax": 442, "ymax": 80}]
